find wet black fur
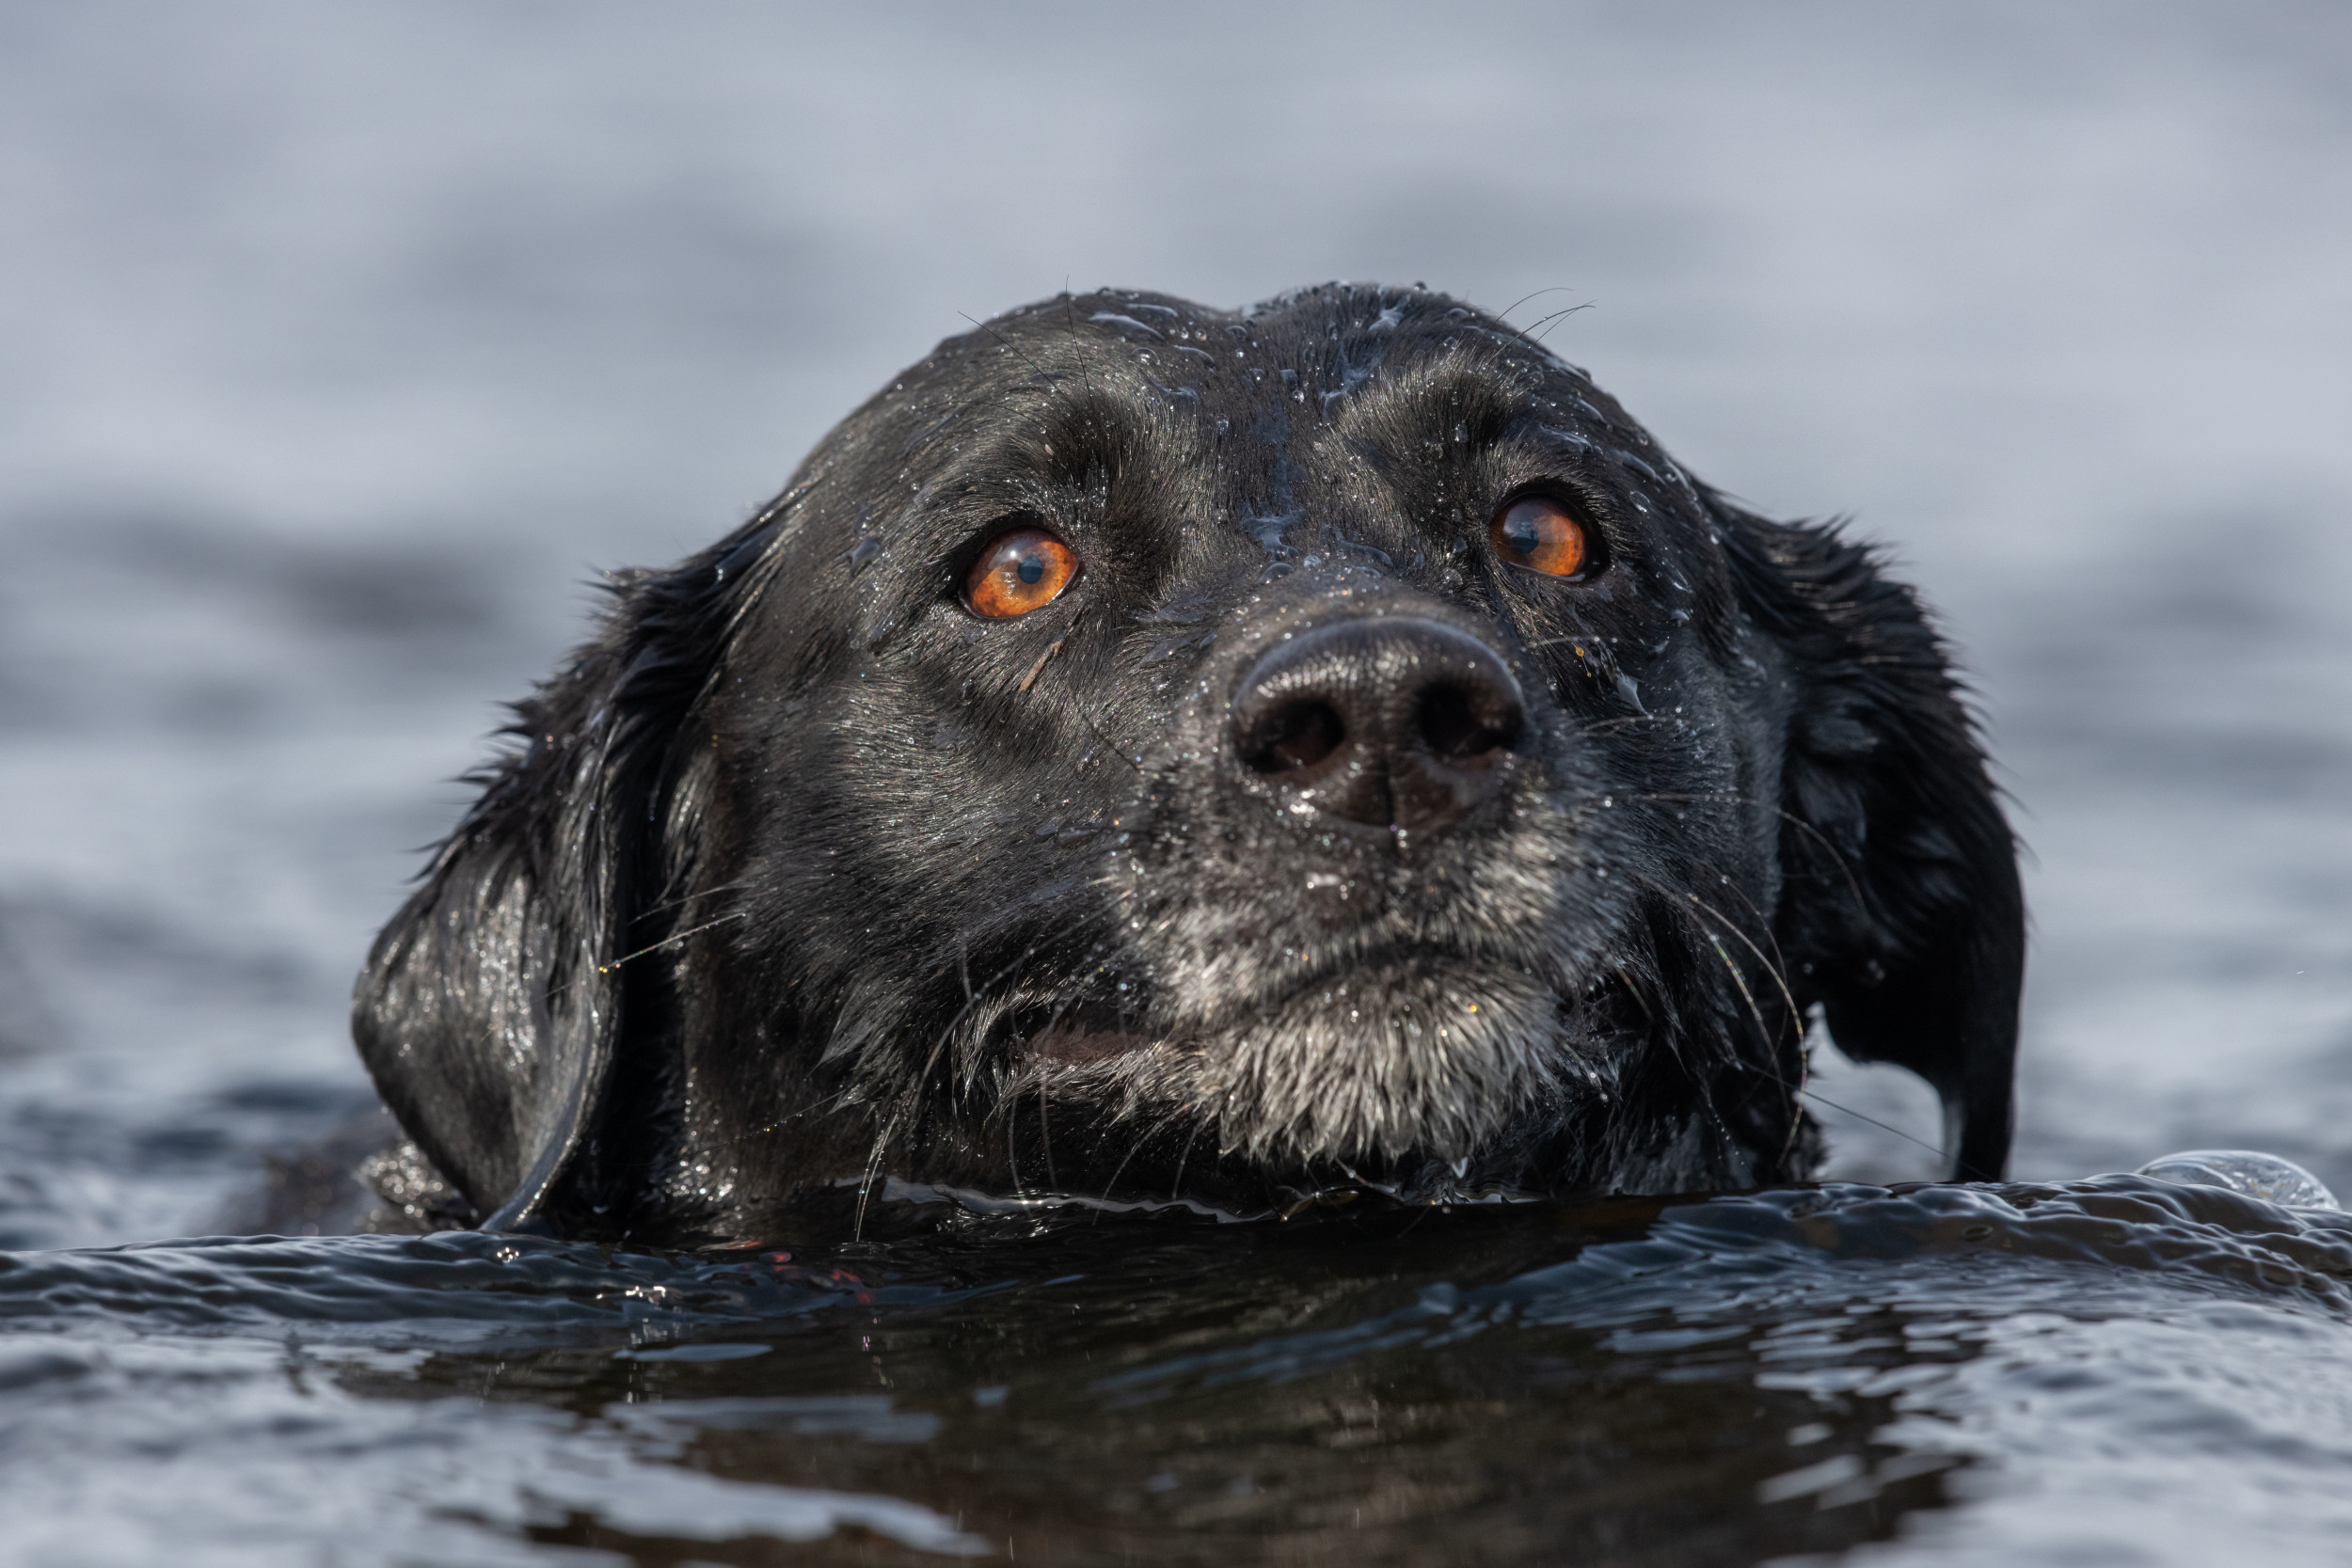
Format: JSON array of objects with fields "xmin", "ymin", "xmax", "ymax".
[{"xmin": 354, "ymin": 285, "xmax": 2024, "ymax": 1244}]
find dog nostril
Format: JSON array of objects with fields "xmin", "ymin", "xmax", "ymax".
[
  {"xmin": 1229, "ymin": 619, "xmax": 1524, "ymax": 835},
  {"xmin": 1243, "ymin": 700, "xmax": 1346, "ymax": 775},
  {"xmin": 1418, "ymin": 684, "xmax": 1522, "ymax": 763}
]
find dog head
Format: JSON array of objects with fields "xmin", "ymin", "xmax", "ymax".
[{"xmin": 355, "ymin": 285, "xmax": 2022, "ymax": 1241}]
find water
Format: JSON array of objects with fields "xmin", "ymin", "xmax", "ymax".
[
  {"xmin": 8, "ymin": 1180, "xmax": 2352, "ymax": 1565},
  {"xmin": 3, "ymin": 3, "xmax": 2351, "ymax": 1562}
]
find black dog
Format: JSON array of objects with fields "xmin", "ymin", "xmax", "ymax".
[{"xmin": 353, "ymin": 285, "xmax": 2023, "ymax": 1244}]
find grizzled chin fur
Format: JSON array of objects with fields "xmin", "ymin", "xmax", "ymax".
[
  {"xmin": 1014, "ymin": 958, "xmax": 1577, "ymax": 1168},
  {"xmin": 1057, "ymin": 700, "xmax": 1638, "ymax": 1171}
]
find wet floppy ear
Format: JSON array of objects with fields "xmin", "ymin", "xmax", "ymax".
[
  {"xmin": 352, "ymin": 532, "xmax": 762, "ymax": 1231},
  {"xmin": 1718, "ymin": 502, "xmax": 2025, "ymax": 1182}
]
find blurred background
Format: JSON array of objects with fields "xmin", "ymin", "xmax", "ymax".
[{"xmin": 2, "ymin": 0, "xmax": 2348, "ymax": 1245}]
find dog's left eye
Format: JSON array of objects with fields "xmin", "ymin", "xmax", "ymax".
[
  {"xmin": 964, "ymin": 527, "xmax": 1078, "ymax": 618},
  {"xmin": 1489, "ymin": 496, "xmax": 1591, "ymax": 578}
]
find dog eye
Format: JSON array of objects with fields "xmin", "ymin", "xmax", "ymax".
[
  {"xmin": 1489, "ymin": 497, "xmax": 1590, "ymax": 578},
  {"xmin": 964, "ymin": 527, "xmax": 1078, "ymax": 618}
]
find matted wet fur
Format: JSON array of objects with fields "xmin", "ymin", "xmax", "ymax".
[{"xmin": 353, "ymin": 284, "xmax": 2023, "ymax": 1244}]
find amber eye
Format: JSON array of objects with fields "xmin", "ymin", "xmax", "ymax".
[
  {"xmin": 1488, "ymin": 497, "xmax": 1590, "ymax": 578},
  {"xmin": 964, "ymin": 527, "xmax": 1078, "ymax": 618}
]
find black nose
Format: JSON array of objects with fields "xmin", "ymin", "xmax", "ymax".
[{"xmin": 1230, "ymin": 619, "xmax": 1526, "ymax": 835}]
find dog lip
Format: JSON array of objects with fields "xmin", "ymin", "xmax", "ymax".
[
  {"xmin": 1190, "ymin": 940, "xmax": 1580, "ymax": 1029},
  {"xmin": 1013, "ymin": 942, "xmax": 1553, "ymax": 1068},
  {"xmin": 1022, "ymin": 1005, "xmax": 1156, "ymax": 1067}
]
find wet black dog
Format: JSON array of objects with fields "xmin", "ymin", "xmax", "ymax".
[{"xmin": 353, "ymin": 285, "xmax": 2022, "ymax": 1243}]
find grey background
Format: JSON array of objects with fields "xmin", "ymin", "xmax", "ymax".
[{"xmin": 3, "ymin": 0, "xmax": 2349, "ymax": 1243}]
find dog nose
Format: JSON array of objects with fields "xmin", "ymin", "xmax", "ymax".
[{"xmin": 1231, "ymin": 619, "xmax": 1526, "ymax": 834}]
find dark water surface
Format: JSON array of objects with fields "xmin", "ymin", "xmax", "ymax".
[
  {"xmin": 8, "ymin": 1179, "xmax": 2352, "ymax": 1565},
  {"xmin": 5, "ymin": 3, "xmax": 2352, "ymax": 1563}
]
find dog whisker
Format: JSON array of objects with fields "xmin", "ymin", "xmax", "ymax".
[
  {"xmin": 957, "ymin": 309, "xmax": 1054, "ymax": 387},
  {"xmin": 1677, "ymin": 889, "xmax": 1803, "ymax": 1036},
  {"xmin": 1596, "ymin": 790, "xmax": 1873, "ymax": 911},
  {"xmin": 594, "ymin": 911, "xmax": 748, "ymax": 976},
  {"xmin": 1527, "ymin": 303, "xmax": 1594, "ymax": 345},
  {"xmin": 631, "ymin": 878, "xmax": 752, "ymax": 925},
  {"xmin": 852, "ymin": 1113, "xmax": 902, "ymax": 1241}
]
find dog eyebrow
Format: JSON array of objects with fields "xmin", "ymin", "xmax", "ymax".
[
  {"xmin": 985, "ymin": 377, "xmax": 1167, "ymax": 476},
  {"xmin": 949, "ymin": 357, "xmax": 1217, "ymax": 529},
  {"xmin": 1314, "ymin": 347, "xmax": 1547, "ymax": 460}
]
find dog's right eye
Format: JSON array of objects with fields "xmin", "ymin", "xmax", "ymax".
[
  {"xmin": 1488, "ymin": 496, "xmax": 1591, "ymax": 578},
  {"xmin": 964, "ymin": 527, "xmax": 1078, "ymax": 618}
]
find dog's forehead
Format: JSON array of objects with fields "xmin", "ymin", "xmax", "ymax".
[
  {"xmin": 764, "ymin": 286, "xmax": 1716, "ymax": 608},
  {"xmin": 803, "ymin": 291, "xmax": 1651, "ymax": 520},
  {"xmin": 978, "ymin": 284, "xmax": 1600, "ymax": 424}
]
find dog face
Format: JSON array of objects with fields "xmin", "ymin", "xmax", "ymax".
[{"xmin": 355, "ymin": 285, "xmax": 2023, "ymax": 1243}]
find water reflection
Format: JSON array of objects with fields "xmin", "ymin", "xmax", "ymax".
[
  {"xmin": 310, "ymin": 1196, "xmax": 1987, "ymax": 1563},
  {"xmin": 8, "ymin": 1177, "xmax": 2350, "ymax": 1563}
]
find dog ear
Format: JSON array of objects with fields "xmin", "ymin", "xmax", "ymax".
[
  {"xmin": 351, "ymin": 518, "xmax": 779, "ymax": 1231},
  {"xmin": 1715, "ymin": 499, "xmax": 2025, "ymax": 1182}
]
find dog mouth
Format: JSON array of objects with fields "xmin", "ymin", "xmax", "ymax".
[
  {"xmin": 989, "ymin": 942, "xmax": 1629, "ymax": 1169},
  {"xmin": 1022, "ymin": 1003, "xmax": 1156, "ymax": 1068},
  {"xmin": 1010, "ymin": 944, "xmax": 1588, "ymax": 1075}
]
